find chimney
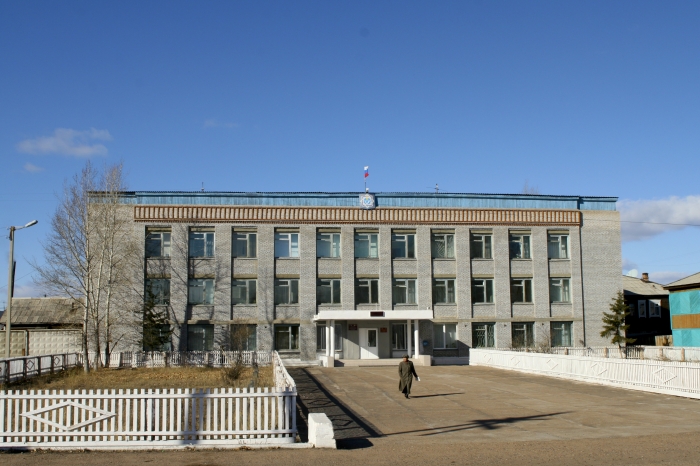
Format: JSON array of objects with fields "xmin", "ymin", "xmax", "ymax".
[{"xmin": 642, "ymin": 272, "xmax": 649, "ymax": 282}]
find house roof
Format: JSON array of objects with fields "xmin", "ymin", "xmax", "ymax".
[
  {"xmin": 664, "ymin": 272, "xmax": 700, "ymax": 292},
  {"xmin": 0, "ymin": 297, "xmax": 83, "ymax": 326},
  {"xmin": 623, "ymin": 275, "xmax": 669, "ymax": 296}
]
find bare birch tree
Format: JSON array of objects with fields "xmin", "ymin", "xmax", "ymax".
[{"xmin": 32, "ymin": 161, "xmax": 138, "ymax": 371}]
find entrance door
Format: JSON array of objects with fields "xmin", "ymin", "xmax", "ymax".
[{"xmin": 359, "ymin": 328, "xmax": 379, "ymax": 359}]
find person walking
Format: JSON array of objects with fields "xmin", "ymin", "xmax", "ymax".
[{"xmin": 398, "ymin": 354, "xmax": 420, "ymax": 399}]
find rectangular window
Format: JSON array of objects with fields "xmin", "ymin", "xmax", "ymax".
[
  {"xmin": 432, "ymin": 233, "xmax": 455, "ymax": 259},
  {"xmin": 472, "ymin": 323, "xmax": 495, "ymax": 348},
  {"xmin": 145, "ymin": 278, "xmax": 171, "ymax": 305},
  {"xmin": 187, "ymin": 324, "xmax": 214, "ymax": 351},
  {"xmin": 316, "ymin": 323, "xmax": 343, "ymax": 351},
  {"xmin": 433, "ymin": 279, "xmax": 456, "ymax": 304},
  {"xmin": 638, "ymin": 300, "xmax": 647, "ymax": 318},
  {"xmin": 231, "ymin": 279, "xmax": 257, "ymax": 305},
  {"xmin": 392, "ymin": 323, "xmax": 409, "ymax": 350},
  {"xmin": 143, "ymin": 324, "xmax": 172, "ymax": 352},
  {"xmin": 511, "ymin": 279, "xmax": 533, "ymax": 303},
  {"xmin": 550, "ymin": 278, "xmax": 571, "ymax": 303},
  {"xmin": 145, "ymin": 230, "xmax": 171, "ymax": 258},
  {"xmin": 512, "ymin": 322, "xmax": 534, "ymax": 348},
  {"xmin": 392, "ymin": 279, "xmax": 417, "ymax": 304},
  {"xmin": 649, "ymin": 299, "xmax": 661, "ymax": 318},
  {"xmin": 472, "ymin": 279, "xmax": 494, "ymax": 303},
  {"xmin": 275, "ymin": 279, "xmax": 299, "ymax": 305},
  {"xmin": 548, "ymin": 234, "xmax": 569, "ymax": 259},
  {"xmin": 275, "ymin": 232, "xmax": 299, "ymax": 258},
  {"xmin": 355, "ymin": 279, "xmax": 379, "ymax": 304},
  {"xmin": 188, "ymin": 278, "xmax": 214, "ymax": 305},
  {"xmin": 317, "ymin": 279, "xmax": 341, "ymax": 305},
  {"xmin": 509, "ymin": 233, "xmax": 531, "ymax": 259},
  {"xmin": 317, "ymin": 233, "xmax": 341, "ymax": 258},
  {"xmin": 471, "ymin": 233, "xmax": 492, "ymax": 259},
  {"xmin": 233, "ymin": 232, "xmax": 257, "ymax": 258},
  {"xmin": 275, "ymin": 325, "xmax": 299, "ymax": 351},
  {"xmin": 354, "ymin": 232, "xmax": 378, "ymax": 258},
  {"xmin": 551, "ymin": 321, "xmax": 572, "ymax": 347},
  {"xmin": 189, "ymin": 230, "xmax": 215, "ymax": 258},
  {"xmin": 433, "ymin": 323, "xmax": 457, "ymax": 349},
  {"xmin": 230, "ymin": 324, "xmax": 257, "ymax": 351},
  {"xmin": 392, "ymin": 233, "xmax": 416, "ymax": 259}
]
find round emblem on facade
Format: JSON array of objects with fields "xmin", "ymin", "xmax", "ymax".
[{"xmin": 359, "ymin": 193, "xmax": 376, "ymax": 210}]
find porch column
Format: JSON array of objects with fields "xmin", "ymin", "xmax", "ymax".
[
  {"xmin": 413, "ymin": 320, "xmax": 420, "ymax": 358},
  {"xmin": 325, "ymin": 322, "xmax": 331, "ymax": 357},
  {"xmin": 406, "ymin": 320, "xmax": 412, "ymax": 358},
  {"xmin": 329, "ymin": 320, "xmax": 336, "ymax": 355}
]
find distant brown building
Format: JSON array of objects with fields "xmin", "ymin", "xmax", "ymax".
[
  {"xmin": 0, "ymin": 297, "xmax": 82, "ymax": 330},
  {"xmin": 623, "ymin": 274, "xmax": 671, "ymax": 345}
]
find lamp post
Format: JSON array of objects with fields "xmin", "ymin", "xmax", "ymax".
[{"xmin": 4, "ymin": 220, "xmax": 38, "ymax": 359}]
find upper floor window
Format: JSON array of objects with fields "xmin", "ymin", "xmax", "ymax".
[
  {"xmin": 509, "ymin": 233, "xmax": 531, "ymax": 259},
  {"xmin": 355, "ymin": 232, "xmax": 378, "ymax": 258},
  {"xmin": 275, "ymin": 232, "xmax": 299, "ymax": 258},
  {"xmin": 472, "ymin": 279, "xmax": 494, "ymax": 303},
  {"xmin": 145, "ymin": 278, "xmax": 170, "ymax": 305},
  {"xmin": 356, "ymin": 279, "xmax": 379, "ymax": 304},
  {"xmin": 471, "ymin": 233, "xmax": 492, "ymax": 259},
  {"xmin": 550, "ymin": 278, "xmax": 570, "ymax": 303},
  {"xmin": 146, "ymin": 230, "xmax": 171, "ymax": 258},
  {"xmin": 317, "ymin": 279, "xmax": 341, "ymax": 305},
  {"xmin": 317, "ymin": 232, "xmax": 341, "ymax": 258},
  {"xmin": 511, "ymin": 278, "xmax": 533, "ymax": 303},
  {"xmin": 233, "ymin": 232, "xmax": 257, "ymax": 258},
  {"xmin": 275, "ymin": 279, "xmax": 299, "ymax": 305},
  {"xmin": 231, "ymin": 279, "xmax": 257, "ymax": 305},
  {"xmin": 548, "ymin": 233, "xmax": 569, "ymax": 259},
  {"xmin": 393, "ymin": 278, "xmax": 416, "ymax": 304},
  {"xmin": 392, "ymin": 233, "xmax": 416, "ymax": 259},
  {"xmin": 432, "ymin": 233, "xmax": 455, "ymax": 259},
  {"xmin": 188, "ymin": 278, "xmax": 214, "ymax": 305},
  {"xmin": 189, "ymin": 230, "xmax": 214, "ymax": 258},
  {"xmin": 433, "ymin": 323, "xmax": 457, "ymax": 349},
  {"xmin": 433, "ymin": 279, "xmax": 456, "ymax": 304}
]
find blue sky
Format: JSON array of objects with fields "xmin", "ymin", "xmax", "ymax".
[{"xmin": 1, "ymin": 1, "xmax": 700, "ymax": 305}]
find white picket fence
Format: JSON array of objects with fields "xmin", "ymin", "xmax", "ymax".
[
  {"xmin": 1, "ymin": 354, "xmax": 81, "ymax": 384},
  {"xmin": 85, "ymin": 351, "xmax": 273, "ymax": 369},
  {"xmin": 0, "ymin": 351, "xmax": 297, "ymax": 449},
  {"xmin": 500, "ymin": 346, "xmax": 700, "ymax": 362},
  {"xmin": 470, "ymin": 348, "xmax": 700, "ymax": 399}
]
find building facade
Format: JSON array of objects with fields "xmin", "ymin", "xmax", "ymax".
[
  {"xmin": 117, "ymin": 191, "xmax": 621, "ymax": 363},
  {"xmin": 622, "ymin": 274, "xmax": 671, "ymax": 346},
  {"xmin": 664, "ymin": 272, "xmax": 700, "ymax": 347}
]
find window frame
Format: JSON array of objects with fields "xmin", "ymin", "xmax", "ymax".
[
  {"xmin": 433, "ymin": 323, "xmax": 458, "ymax": 349},
  {"xmin": 275, "ymin": 324, "xmax": 300, "ymax": 351},
  {"xmin": 392, "ymin": 278, "xmax": 417, "ymax": 305},
  {"xmin": 231, "ymin": 279, "xmax": 257, "ymax": 305},
  {"xmin": 188, "ymin": 278, "xmax": 215, "ymax": 305},
  {"xmin": 551, "ymin": 321, "xmax": 573, "ymax": 347},
  {"xmin": 355, "ymin": 278, "xmax": 379, "ymax": 304},
  {"xmin": 317, "ymin": 232, "xmax": 341, "ymax": 258},
  {"xmin": 433, "ymin": 278, "xmax": 456, "ymax": 304},
  {"xmin": 316, "ymin": 323, "xmax": 343, "ymax": 351},
  {"xmin": 550, "ymin": 278, "xmax": 571, "ymax": 303},
  {"xmin": 232, "ymin": 232, "xmax": 257, "ymax": 258},
  {"xmin": 230, "ymin": 324, "xmax": 257, "ymax": 351},
  {"xmin": 511, "ymin": 322, "xmax": 534, "ymax": 348},
  {"xmin": 431, "ymin": 233, "xmax": 455, "ymax": 259},
  {"xmin": 471, "ymin": 233, "xmax": 493, "ymax": 259},
  {"xmin": 637, "ymin": 300, "xmax": 647, "ymax": 318},
  {"xmin": 274, "ymin": 232, "xmax": 300, "ymax": 258},
  {"xmin": 354, "ymin": 232, "xmax": 379, "ymax": 258},
  {"xmin": 548, "ymin": 234, "xmax": 569, "ymax": 259},
  {"xmin": 472, "ymin": 323, "xmax": 495, "ymax": 348},
  {"xmin": 509, "ymin": 233, "xmax": 531, "ymax": 260},
  {"xmin": 649, "ymin": 299, "xmax": 661, "ymax": 318},
  {"xmin": 145, "ymin": 230, "xmax": 171, "ymax": 258},
  {"xmin": 145, "ymin": 278, "xmax": 171, "ymax": 306},
  {"xmin": 187, "ymin": 324, "xmax": 214, "ymax": 351},
  {"xmin": 391, "ymin": 233, "xmax": 416, "ymax": 259},
  {"xmin": 317, "ymin": 278, "xmax": 341, "ymax": 305},
  {"xmin": 188, "ymin": 230, "xmax": 215, "ymax": 258},
  {"xmin": 472, "ymin": 279, "xmax": 494, "ymax": 303},
  {"xmin": 511, "ymin": 278, "xmax": 533, "ymax": 303},
  {"xmin": 274, "ymin": 279, "xmax": 300, "ymax": 305}
]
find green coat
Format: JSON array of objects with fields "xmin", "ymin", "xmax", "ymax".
[{"xmin": 398, "ymin": 360, "xmax": 418, "ymax": 394}]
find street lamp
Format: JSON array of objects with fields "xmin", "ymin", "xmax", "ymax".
[{"xmin": 4, "ymin": 220, "xmax": 38, "ymax": 359}]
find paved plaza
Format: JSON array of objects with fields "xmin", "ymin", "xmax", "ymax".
[{"xmin": 4, "ymin": 365, "xmax": 700, "ymax": 465}]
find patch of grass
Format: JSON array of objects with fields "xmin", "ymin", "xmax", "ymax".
[{"xmin": 1, "ymin": 365, "xmax": 274, "ymax": 391}]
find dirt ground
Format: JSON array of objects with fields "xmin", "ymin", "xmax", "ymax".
[{"xmin": 3, "ymin": 365, "xmax": 700, "ymax": 465}]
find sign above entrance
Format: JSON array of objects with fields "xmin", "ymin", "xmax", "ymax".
[
  {"xmin": 370, "ymin": 311, "xmax": 385, "ymax": 317},
  {"xmin": 359, "ymin": 193, "xmax": 376, "ymax": 210}
]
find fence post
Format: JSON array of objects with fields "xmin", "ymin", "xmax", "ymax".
[
  {"xmin": 604, "ymin": 348, "xmax": 609, "ymax": 358},
  {"xmin": 37, "ymin": 356, "xmax": 42, "ymax": 376},
  {"xmin": 681, "ymin": 348, "xmax": 686, "ymax": 362}
]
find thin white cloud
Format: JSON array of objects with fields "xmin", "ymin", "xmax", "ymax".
[
  {"xmin": 23, "ymin": 162, "xmax": 44, "ymax": 173},
  {"xmin": 618, "ymin": 195, "xmax": 700, "ymax": 242},
  {"xmin": 203, "ymin": 119, "xmax": 238, "ymax": 129},
  {"xmin": 16, "ymin": 128, "xmax": 112, "ymax": 157},
  {"xmin": 622, "ymin": 257, "xmax": 638, "ymax": 273},
  {"xmin": 645, "ymin": 271, "xmax": 688, "ymax": 285}
]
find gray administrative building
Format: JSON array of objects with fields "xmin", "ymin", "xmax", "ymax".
[{"xmin": 122, "ymin": 191, "xmax": 621, "ymax": 364}]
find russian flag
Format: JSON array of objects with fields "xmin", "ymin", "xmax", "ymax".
[{"xmin": 364, "ymin": 166, "xmax": 369, "ymax": 178}]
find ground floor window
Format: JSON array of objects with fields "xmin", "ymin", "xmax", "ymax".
[
  {"xmin": 316, "ymin": 323, "xmax": 343, "ymax": 351},
  {"xmin": 187, "ymin": 324, "xmax": 214, "ymax": 351},
  {"xmin": 391, "ymin": 323, "xmax": 414, "ymax": 350},
  {"xmin": 472, "ymin": 323, "xmax": 495, "ymax": 348},
  {"xmin": 230, "ymin": 324, "xmax": 257, "ymax": 351},
  {"xmin": 511, "ymin": 322, "xmax": 534, "ymax": 348},
  {"xmin": 275, "ymin": 325, "xmax": 299, "ymax": 351},
  {"xmin": 433, "ymin": 323, "xmax": 457, "ymax": 349},
  {"xmin": 551, "ymin": 321, "xmax": 572, "ymax": 347},
  {"xmin": 143, "ymin": 324, "xmax": 172, "ymax": 352}
]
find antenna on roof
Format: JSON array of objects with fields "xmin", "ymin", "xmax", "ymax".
[
  {"xmin": 201, "ymin": 182, "xmax": 205, "ymax": 192},
  {"xmin": 426, "ymin": 184, "xmax": 440, "ymax": 193}
]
